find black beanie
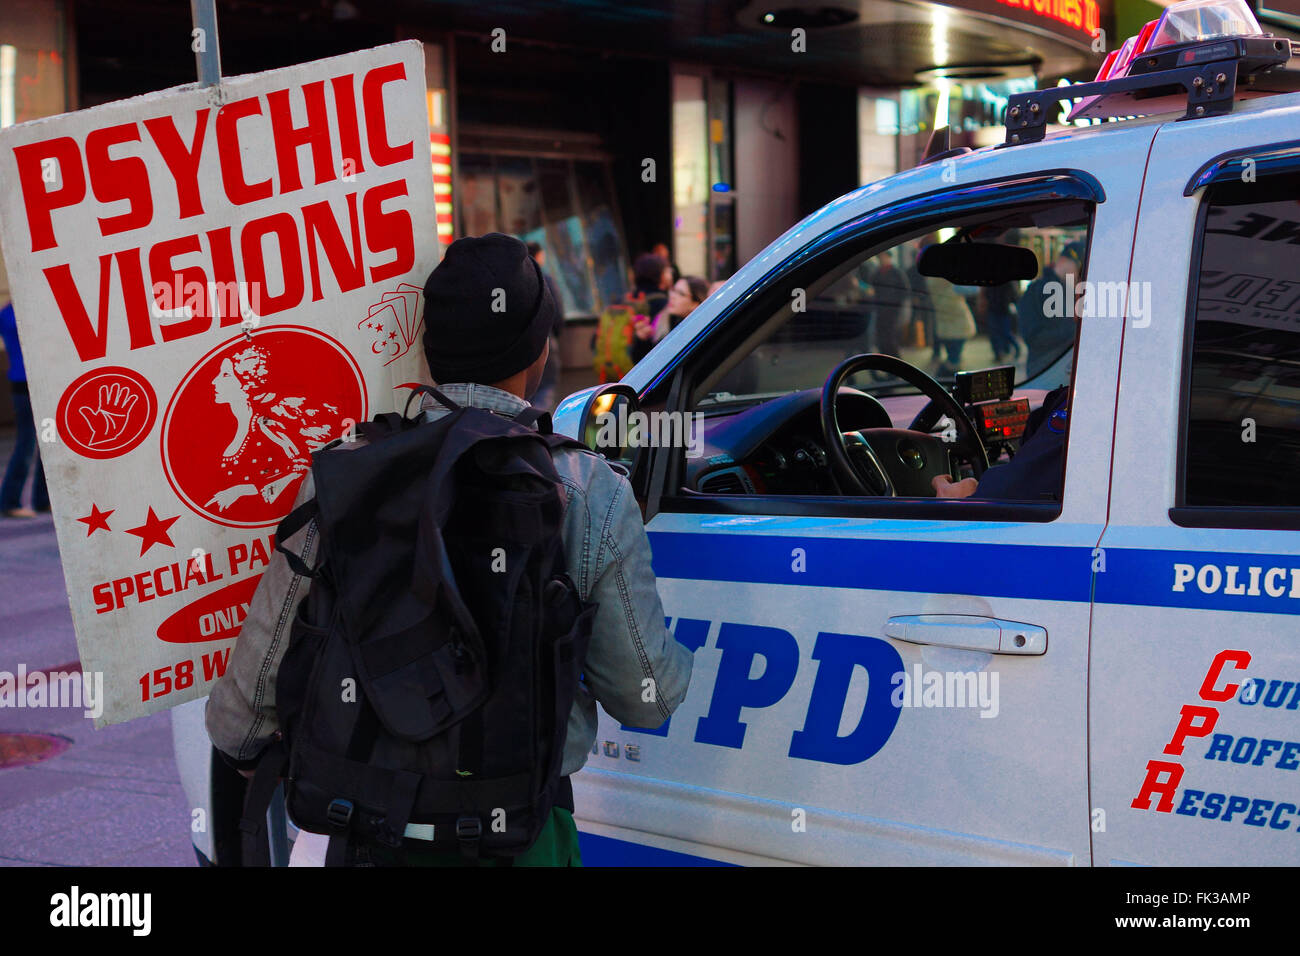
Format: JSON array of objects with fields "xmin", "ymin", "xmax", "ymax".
[{"xmin": 421, "ymin": 233, "xmax": 557, "ymax": 385}]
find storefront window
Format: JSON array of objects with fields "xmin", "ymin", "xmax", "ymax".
[
  {"xmin": 858, "ymin": 91, "xmax": 900, "ymax": 185},
  {"xmin": 456, "ymin": 153, "xmax": 628, "ymax": 318},
  {"xmin": 898, "ymin": 76, "xmax": 1038, "ymax": 167},
  {"xmin": 575, "ymin": 160, "xmax": 624, "ymax": 310},
  {"xmin": 672, "ymin": 72, "xmax": 709, "ymax": 280},
  {"xmin": 672, "ymin": 69, "xmax": 736, "ymax": 283}
]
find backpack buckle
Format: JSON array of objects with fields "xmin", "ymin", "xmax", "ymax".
[
  {"xmin": 455, "ymin": 816, "xmax": 482, "ymax": 842},
  {"xmin": 455, "ymin": 815, "xmax": 483, "ymax": 859},
  {"xmin": 326, "ymin": 798, "xmax": 354, "ymax": 831}
]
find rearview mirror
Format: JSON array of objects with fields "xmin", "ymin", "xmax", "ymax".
[{"xmin": 917, "ymin": 241, "xmax": 1039, "ymax": 287}]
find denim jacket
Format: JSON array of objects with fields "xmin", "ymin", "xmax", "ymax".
[{"xmin": 205, "ymin": 383, "xmax": 693, "ymax": 776}]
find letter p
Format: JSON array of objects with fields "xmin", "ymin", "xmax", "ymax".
[
  {"xmin": 13, "ymin": 136, "xmax": 87, "ymax": 252},
  {"xmin": 694, "ymin": 623, "xmax": 799, "ymax": 750},
  {"xmin": 1162, "ymin": 704, "xmax": 1218, "ymax": 756}
]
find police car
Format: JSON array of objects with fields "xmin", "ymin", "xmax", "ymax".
[
  {"xmin": 174, "ymin": 0, "xmax": 1300, "ymax": 866},
  {"xmin": 550, "ymin": 0, "xmax": 1300, "ymax": 866}
]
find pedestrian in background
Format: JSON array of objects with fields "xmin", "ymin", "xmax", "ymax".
[
  {"xmin": 983, "ymin": 280, "xmax": 1020, "ymax": 364},
  {"xmin": 926, "ymin": 274, "xmax": 976, "ymax": 377},
  {"xmin": 1020, "ymin": 240, "xmax": 1084, "ymax": 375},
  {"xmin": 0, "ymin": 300, "xmax": 49, "ymax": 519},
  {"xmin": 651, "ymin": 242, "xmax": 680, "ymax": 283},
  {"xmin": 863, "ymin": 249, "xmax": 912, "ymax": 360},
  {"xmin": 629, "ymin": 252, "xmax": 670, "ymax": 319},
  {"xmin": 595, "ymin": 252, "xmax": 671, "ymax": 382},
  {"xmin": 526, "ymin": 241, "xmax": 566, "ymax": 412},
  {"xmin": 906, "ymin": 237, "xmax": 939, "ymax": 361},
  {"xmin": 631, "ymin": 274, "xmax": 708, "ymax": 363}
]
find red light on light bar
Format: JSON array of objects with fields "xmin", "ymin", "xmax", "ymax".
[
  {"xmin": 1093, "ymin": 49, "xmax": 1119, "ymax": 81},
  {"xmin": 1108, "ymin": 36, "xmax": 1140, "ymax": 79},
  {"xmin": 1132, "ymin": 19, "xmax": 1160, "ymax": 57}
]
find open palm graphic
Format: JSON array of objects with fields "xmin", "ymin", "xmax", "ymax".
[{"xmin": 78, "ymin": 382, "xmax": 139, "ymax": 445}]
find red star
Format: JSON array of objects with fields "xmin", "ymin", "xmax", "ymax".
[
  {"xmin": 388, "ymin": 331, "xmax": 398, "ymax": 339},
  {"xmin": 374, "ymin": 322, "xmax": 383, "ymax": 332},
  {"xmin": 76, "ymin": 504, "xmax": 114, "ymax": 536},
  {"xmin": 124, "ymin": 507, "xmax": 180, "ymax": 555}
]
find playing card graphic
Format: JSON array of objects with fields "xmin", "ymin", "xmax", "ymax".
[{"xmin": 360, "ymin": 283, "xmax": 423, "ymax": 366}]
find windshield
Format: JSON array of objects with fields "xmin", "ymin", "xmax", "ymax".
[{"xmin": 699, "ymin": 204, "xmax": 1089, "ymax": 408}]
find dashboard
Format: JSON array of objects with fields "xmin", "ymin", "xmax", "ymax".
[
  {"xmin": 687, "ymin": 388, "xmax": 892, "ymax": 495},
  {"xmin": 684, "ymin": 367, "xmax": 1042, "ymax": 496}
]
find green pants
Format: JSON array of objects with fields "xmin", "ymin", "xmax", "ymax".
[{"xmin": 363, "ymin": 808, "xmax": 583, "ymax": 867}]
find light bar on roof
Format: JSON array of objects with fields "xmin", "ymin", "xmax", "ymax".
[
  {"xmin": 1068, "ymin": 0, "xmax": 1272, "ymax": 121},
  {"xmin": 1149, "ymin": 0, "xmax": 1262, "ymax": 50}
]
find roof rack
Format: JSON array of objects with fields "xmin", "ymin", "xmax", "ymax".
[{"xmin": 1003, "ymin": 35, "xmax": 1300, "ymax": 145}]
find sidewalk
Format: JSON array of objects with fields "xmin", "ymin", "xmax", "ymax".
[{"xmin": 0, "ymin": 432, "xmax": 195, "ymax": 866}]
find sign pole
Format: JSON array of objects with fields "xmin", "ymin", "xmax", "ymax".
[{"xmin": 190, "ymin": 0, "xmax": 223, "ymax": 86}]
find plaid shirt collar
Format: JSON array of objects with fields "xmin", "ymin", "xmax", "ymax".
[{"xmin": 418, "ymin": 382, "xmax": 531, "ymax": 419}]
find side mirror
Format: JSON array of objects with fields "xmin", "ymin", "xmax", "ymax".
[{"xmin": 578, "ymin": 383, "xmax": 641, "ymax": 472}]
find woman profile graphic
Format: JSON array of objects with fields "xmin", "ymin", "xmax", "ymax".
[{"xmin": 204, "ymin": 345, "xmax": 342, "ymax": 513}]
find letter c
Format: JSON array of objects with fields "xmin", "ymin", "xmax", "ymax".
[
  {"xmin": 1200, "ymin": 649, "xmax": 1251, "ymax": 702},
  {"xmin": 1270, "ymin": 802, "xmax": 1296, "ymax": 830},
  {"xmin": 215, "ymin": 97, "xmax": 273, "ymax": 205}
]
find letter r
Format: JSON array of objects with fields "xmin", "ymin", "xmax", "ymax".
[{"xmin": 1131, "ymin": 759, "xmax": 1184, "ymax": 813}]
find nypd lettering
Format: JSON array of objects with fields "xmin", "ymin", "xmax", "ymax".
[{"xmin": 623, "ymin": 618, "xmax": 904, "ymax": 767}]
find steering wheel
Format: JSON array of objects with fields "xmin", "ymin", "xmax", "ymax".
[{"xmin": 821, "ymin": 353, "xmax": 989, "ymax": 497}]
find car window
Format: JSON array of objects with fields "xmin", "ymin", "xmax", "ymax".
[
  {"xmin": 663, "ymin": 198, "xmax": 1095, "ymax": 510},
  {"xmin": 699, "ymin": 208, "xmax": 1089, "ymax": 407},
  {"xmin": 1182, "ymin": 179, "xmax": 1300, "ymax": 509}
]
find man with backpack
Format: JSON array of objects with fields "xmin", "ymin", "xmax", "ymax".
[{"xmin": 206, "ymin": 233, "xmax": 693, "ymax": 866}]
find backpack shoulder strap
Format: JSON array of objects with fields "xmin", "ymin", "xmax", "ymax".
[
  {"xmin": 514, "ymin": 406, "xmax": 552, "ymax": 434},
  {"xmin": 274, "ymin": 499, "xmax": 321, "ymax": 577},
  {"xmin": 540, "ymin": 432, "xmax": 589, "ymax": 456}
]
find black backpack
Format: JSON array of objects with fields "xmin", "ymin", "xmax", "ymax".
[{"xmin": 239, "ymin": 386, "xmax": 597, "ymax": 865}]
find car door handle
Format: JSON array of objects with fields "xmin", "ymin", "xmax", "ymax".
[{"xmin": 884, "ymin": 615, "xmax": 1047, "ymax": 655}]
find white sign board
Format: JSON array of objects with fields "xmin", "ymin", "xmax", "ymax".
[{"xmin": 0, "ymin": 41, "xmax": 439, "ymax": 725}]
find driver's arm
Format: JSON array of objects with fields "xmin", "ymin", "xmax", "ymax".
[
  {"xmin": 935, "ymin": 387, "xmax": 1070, "ymax": 501},
  {"xmin": 932, "ymin": 475, "xmax": 978, "ymax": 498}
]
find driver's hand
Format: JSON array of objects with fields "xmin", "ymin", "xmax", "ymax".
[{"xmin": 932, "ymin": 475, "xmax": 978, "ymax": 498}]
